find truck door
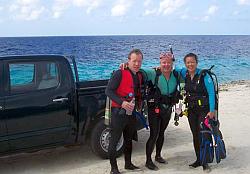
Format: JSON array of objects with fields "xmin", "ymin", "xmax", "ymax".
[
  {"xmin": 0, "ymin": 61, "xmax": 9, "ymax": 153},
  {"xmin": 4, "ymin": 59, "xmax": 74, "ymax": 151}
]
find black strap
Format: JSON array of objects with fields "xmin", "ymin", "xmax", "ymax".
[
  {"xmin": 154, "ymin": 68, "xmax": 162, "ymax": 87},
  {"xmin": 197, "ymin": 65, "xmax": 215, "ymax": 85},
  {"xmin": 173, "ymin": 69, "xmax": 180, "ymax": 90},
  {"xmin": 197, "ymin": 66, "xmax": 219, "ymax": 111}
]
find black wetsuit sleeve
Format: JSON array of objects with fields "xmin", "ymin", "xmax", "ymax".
[{"xmin": 105, "ymin": 70, "xmax": 123, "ymax": 106}]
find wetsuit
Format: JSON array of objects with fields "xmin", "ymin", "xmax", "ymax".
[
  {"xmin": 105, "ymin": 69, "xmax": 142, "ymax": 171},
  {"xmin": 179, "ymin": 68, "xmax": 215, "ymax": 165},
  {"xmin": 141, "ymin": 68, "xmax": 178, "ymax": 165}
]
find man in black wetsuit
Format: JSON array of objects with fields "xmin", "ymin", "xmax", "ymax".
[{"xmin": 105, "ymin": 49, "xmax": 144, "ymax": 174}]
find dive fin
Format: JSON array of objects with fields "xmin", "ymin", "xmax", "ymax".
[
  {"xmin": 214, "ymin": 134, "xmax": 226, "ymax": 163},
  {"xmin": 133, "ymin": 111, "xmax": 149, "ymax": 130},
  {"xmin": 200, "ymin": 130, "xmax": 214, "ymax": 165}
]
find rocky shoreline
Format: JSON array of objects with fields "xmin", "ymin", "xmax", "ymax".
[{"xmin": 219, "ymin": 80, "xmax": 250, "ymax": 91}]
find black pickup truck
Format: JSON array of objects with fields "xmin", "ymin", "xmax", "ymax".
[{"xmin": 0, "ymin": 55, "xmax": 126, "ymax": 159}]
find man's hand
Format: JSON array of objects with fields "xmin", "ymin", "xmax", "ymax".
[
  {"xmin": 121, "ymin": 101, "xmax": 134, "ymax": 113},
  {"xmin": 206, "ymin": 112, "xmax": 215, "ymax": 119}
]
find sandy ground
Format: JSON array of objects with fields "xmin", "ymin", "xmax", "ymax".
[{"xmin": 0, "ymin": 80, "xmax": 250, "ymax": 174}]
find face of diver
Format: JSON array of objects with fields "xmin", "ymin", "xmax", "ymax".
[
  {"xmin": 160, "ymin": 57, "xmax": 173, "ymax": 74},
  {"xmin": 128, "ymin": 53, "xmax": 143, "ymax": 73},
  {"xmin": 185, "ymin": 56, "xmax": 198, "ymax": 74}
]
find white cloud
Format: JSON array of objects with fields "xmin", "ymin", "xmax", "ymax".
[
  {"xmin": 179, "ymin": 7, "xmax": 189, "ymax": 20},
  {"xmin": 111, "ymin": 0, "xmax": 133, "ymax": 17},
  {"xmin": 9, "ymin": 0, "xmax": 45, "ymax": 21},
  {"xmin": 200, "ymin": 5, "xmax": 219, "ymax": 22},
  {"xmin": 143, "ymin": 0, "xmax": 157, "ymax": 16},
  {"xmin": 207, "ymin": 5, "xmax": 218, "ymax": 15},
  {"xmin": 201, "ymin": 15, "xmax": 210, "ymax": 22},
  {"xmin": 158, "ymin": 0, "xmax": 186, "ymax": 15},
  {"xmin": 111, "ymin": 4, "xmax": 127, "ymax": 16},
  {"xmin": 73, "ymin": 0, "xmax": 88, "ymax": 7},
  {"xmin": 143, "ymin": 9, "xmax": 157, "ymax": 16},
  {"xmin": 52, "ymin": 0, "xmax": 71, "ymax": 19},
  {"xmin": 143, "ymin": 0, "xmax": 187, "ymax": 17},
  {"xmin": 0, "ymin": 6, "xmax": 3, "ymax": 23},
  {"xmin": 51, "ymin": 0, "xmax": 103, "ymax": 19},
  {"xmin": 144, "ymin": 0, "xmax": 152, "ymax": 7},
  {"xmin": 73, "ymin": 0, "xmax": 103, "ymax": 14},
  {"xmin": 237, "ymin": 0, "xmax": 250, "ymax": 5},
  {"xmin": 86, "ymin": 0, "xmax": 103, "ymax": 14},
  {"xmin": 233, "ymin": 10, "xmax": 239, "ymax": 15},
  {"xmin": 180, "ymin": 14, "xmax": 188, "ymax": 19}
]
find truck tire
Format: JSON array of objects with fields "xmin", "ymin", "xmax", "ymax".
[{"xmin": 90, "ymin": 120, "xmax": 124, "ymax": 159}]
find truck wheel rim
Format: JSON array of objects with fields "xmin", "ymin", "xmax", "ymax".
[{"xmin": 100, "ymin": 128, "xmax": 123, "ymax": 152}]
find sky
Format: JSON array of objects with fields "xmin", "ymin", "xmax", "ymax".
[{"xmin": 0, "ymin": 0, "xmax": 250, "ymax": 36}]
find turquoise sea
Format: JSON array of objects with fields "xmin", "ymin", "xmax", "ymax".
[{"xmin": 0, "ymin": 35, "xmax": 250, "ymax": 83}]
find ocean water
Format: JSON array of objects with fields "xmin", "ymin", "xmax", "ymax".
[{"xmin": 0, "ymin": 35, "xmax": 250, "ymax": 83}]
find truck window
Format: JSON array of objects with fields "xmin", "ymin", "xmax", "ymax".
[
  {"xmin": 9, "ymin": 62, "xmax": 59, "ymax": 94},
  {"xmin": 9, "ymin": 63, "xmax": 35, "ymax": 88},
  {"xmin": 37, "ymin": 62, "xmax": 59, "ymax": 90}
]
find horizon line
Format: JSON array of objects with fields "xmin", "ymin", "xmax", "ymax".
[{"xmin": 0, "ymin": 34, "xmax": 250, "ymax": 38}]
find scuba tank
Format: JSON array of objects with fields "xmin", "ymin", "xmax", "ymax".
[
  {"xmin": 104, "ymin": 71, "xmax": 115, "ymax": 125},
  {"xmin": 104, "ymin": 96, "xmax": 111, "ymax": 125}
]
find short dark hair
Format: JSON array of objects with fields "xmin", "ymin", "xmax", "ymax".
[
  {"xmin": 128, "ymin": 49, "xmax": 143, "ymax": 59},
  {"xmin": 184, "ymin": 53, "xmax": 198, "ymax": 63}
]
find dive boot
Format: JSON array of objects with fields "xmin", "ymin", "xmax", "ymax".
[
  {"xmin": 110, "ymin": 168, "xmax": 121, "ymax": 174},
  {"xmin": 203, "ymin": 164, "xmax": 211, "ymax": 172},
  {"xmin": 145, "ymin": 161, "xmax": 159, "ymax": 170},
  {"xmin": 125, "ymin": 163, "xmax": 140, "ymax": 170},
  {"xmin": 189, "ymin": 160, "xmax": 201, "ymax": 168},
  {"xmin": 155, "ymin": 156, "xmax": 167, "ymax": 164}
]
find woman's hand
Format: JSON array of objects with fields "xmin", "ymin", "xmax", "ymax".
[
  {"xmin": 154, "ymin": 66, "xmax": 160, "ymax": 70},
  {"xmin": 119, "ymin": 62, "xmax": 128, "ymax": 70}
]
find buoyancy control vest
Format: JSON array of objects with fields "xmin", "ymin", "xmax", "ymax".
[
  {"xmin": 146, "ymin": 68, "xmax": 180, "ymax": 112},
  {"xmin": 185, "ymin": 71, "xmax": 209, "ymax": 109},
  {"xmin": 111, "ymin": 69, "xmax": 143, "ymax": 109}
]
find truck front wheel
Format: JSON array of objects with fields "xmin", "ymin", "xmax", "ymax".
[{"xmin": 90, "ymin": 120, "xmax": 124, "ymax": 159}]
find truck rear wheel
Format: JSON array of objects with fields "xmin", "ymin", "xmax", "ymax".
[{"xmin": 90, "ymin": 120, "xmax": 124, "ymax": 159}]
